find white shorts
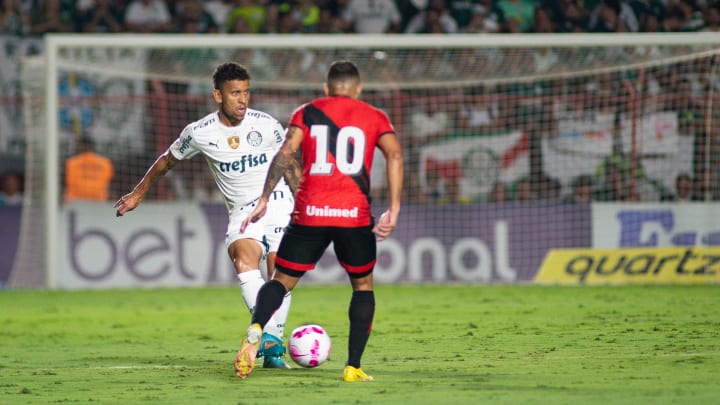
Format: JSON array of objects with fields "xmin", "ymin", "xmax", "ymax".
[
  {"xmin": 264, "ymin": 188, "xmax": 293, "ymax": 253},
  {"xmin": 225, "ymin": 188, "xmax": 294, "ymax": 255},
  {"xmin": 225, "ymin": 200, "xmax": 267, "ymax": 251}
]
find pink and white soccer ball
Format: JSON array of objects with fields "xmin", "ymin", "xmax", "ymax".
[{"xmin": 288, "ymin": 324, "xmax": 331, "ymax": 368}]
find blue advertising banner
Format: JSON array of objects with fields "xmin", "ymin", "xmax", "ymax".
[
  {"xmin": 373, "ymin": 203, "xmax": 591, "ymax": 283},
  {"xmin": 592, "ymin": 203, "xmax": 720, "ymax": 248},
  {"xmin": 56, "ymin": 202, "xmax": 591, "ymax": 288},
  {"xmin": 0, "ymin": 206, "xmax": 21, "ymax": 285}
]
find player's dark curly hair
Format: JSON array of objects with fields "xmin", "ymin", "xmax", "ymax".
[{"xmin": 213, "ymin": 62, "xmax": 251, "ymax": 90}]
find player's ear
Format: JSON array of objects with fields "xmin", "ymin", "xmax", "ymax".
[
  {"xmin": 212, "ymin": 88, "xmax": 222, "ymax": 104},
  {"xmin": 323, "ymin": 83, "xmax": 330, "ymax": 96},
  {"xmin": 355, "ymin": 83, "xmax": 363, "ymax": 98}
]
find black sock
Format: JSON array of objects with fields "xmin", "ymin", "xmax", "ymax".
[
  {"xmin": 251, "ymin": 280, "xmax": 287, "ymax": 328},
  {"xmin": 347, "ymin": 290, "xmax": 375, "ymax": 369}
]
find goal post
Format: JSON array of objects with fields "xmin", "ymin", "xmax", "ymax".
[{"xmin": 9, "ymin": 32, "xmax": 720, "ymax": 288}]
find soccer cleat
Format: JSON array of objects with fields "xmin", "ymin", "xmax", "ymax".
[
  {"xmin": 342, "ymin": 366, "xmax": 374, "ymax": 382},
  {"xmin": 234, "ymin": 323, "xmax": 262, "ymax": 379},
  {"xmin": 263, "ymin": 355, "xmax": 292, "ymax": 369},
  {"xmin": 257, "ymin": 332, "xmax": 286, "ymax": 358}
]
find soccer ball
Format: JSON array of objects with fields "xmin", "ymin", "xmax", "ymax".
[{"xmin": 288, "ymin": 324, "xmax": 331, "ymax": 368}]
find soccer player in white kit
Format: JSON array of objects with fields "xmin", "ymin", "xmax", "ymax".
[{"xmin": 114, "ymin": 62, "xmax": 296, "ymax": 369}]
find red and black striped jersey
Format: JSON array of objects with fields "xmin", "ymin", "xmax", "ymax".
[{"xmin": 289, "ymin": 96, "xmax": 395, "ymax": 227}]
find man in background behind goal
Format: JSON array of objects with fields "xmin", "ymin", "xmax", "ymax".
[
  {"xmin": 235, "ymin": 60, "xmax": 404, "ymax": 382},
  {"xmin": 114, "ymin": 62, "xmax": 297, "ymax": 369},
  {"xmin": 64, "ymin": 134, "xmax": 114, "ymax": 202}
]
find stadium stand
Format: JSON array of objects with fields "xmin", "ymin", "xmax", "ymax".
[{"xmin": 3, "ymin": 0, "xmax": 720, "ymax": 288}]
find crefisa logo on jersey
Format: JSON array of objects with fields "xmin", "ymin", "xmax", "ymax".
[
  {"xmin": 246, "ymin": 131, "xmax": 262, "ymax": 147},
  {"xmin": 227, "ymin": 135, "xmax": 240, "ymax": 149},
  {"xmin": 218, "ymin": 153, "xmax": 268, "ymax": 173},
  {"xmin": 174, "ymin": 130, "xmax": 193, "ymax": 154}
]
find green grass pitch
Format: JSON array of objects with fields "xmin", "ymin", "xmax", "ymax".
[{"xmin": 1, "ymin": 284, "xmax": 718, "ymax": 404}]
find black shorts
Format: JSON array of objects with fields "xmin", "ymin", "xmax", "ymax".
[{"xmin": 274, "ymin": 223, "xmax": 376, "ymax": 278}]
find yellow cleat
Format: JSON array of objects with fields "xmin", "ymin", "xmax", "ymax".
[
  {"xmin": 343, "ymin": 365, "xmax": 374, "ymax": 382},
  {"xmin": 234, "ymin": 323, "xmax": 262, "ymax": 379}
]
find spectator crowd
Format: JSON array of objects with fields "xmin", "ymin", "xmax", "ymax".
[
  {"xmin": 1, "ymin": 0, "xmax": 719, "ymax": 36},
  {"xmin": 1, "ymin": 0, "xmax": 718, "ymax": 206}
]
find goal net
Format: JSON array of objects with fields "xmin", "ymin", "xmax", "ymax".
[{"xmin": 8, "ymin": 33, "xmax": 720, "ymax": 288}]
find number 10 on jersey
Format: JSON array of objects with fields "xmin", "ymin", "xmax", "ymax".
[{"xmin": 309, "ymin": 125, "xmax": 366, "ymax": 176}]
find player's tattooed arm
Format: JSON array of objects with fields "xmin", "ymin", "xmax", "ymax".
[
  {"xmin": 283, "ymin": 149, "xmax": 302, "ymax": 195},
  {"xmin": 263, "ymin": 156, "xmax": 288, "ymax": 199},
  {"xmin": 265, "ymin": 127, "xmax": 303, "ymax": 197}
]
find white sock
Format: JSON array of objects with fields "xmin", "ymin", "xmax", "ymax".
[
  {"xmin": 237, "ymin": 269, "xmax": 264, "ymax": 314},
  {"xmin": 263, "ymin": 291, "xmax": 292, "ymax": 339},
  {"xmin": 237, "ymin": 270, "xmax": 291, "ymax": 341}
]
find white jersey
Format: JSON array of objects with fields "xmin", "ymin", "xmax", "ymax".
[{"xmin": 169, "ymin": 109, "xmax": 287, "ymax": 214}]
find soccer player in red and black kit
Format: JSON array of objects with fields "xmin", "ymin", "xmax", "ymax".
[{"xmin": 234, "ymin": 60, "xmax": 404, "ymax": 382}]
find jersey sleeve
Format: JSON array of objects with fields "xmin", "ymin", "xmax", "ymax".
[
  {"xmin": 169, "ymin": 124, "xmax": 200, "ymax": 160},
  {"xmin": 288, "ymin": 104, "xmax": 306, "ymax": 130},
  {"xmin": 375, "ymin": 108, "xmax": 396, "ymax": 138},
  {"xmin": 272, "ymin": 120, "xmax": 285, "ymax": 151}
]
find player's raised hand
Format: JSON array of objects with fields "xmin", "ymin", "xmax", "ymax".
[
  {"xmin": 240, "ymin": 197, "xmax": 268, "ymax": 232},
  {"xmin": 114, "ymin": 192, "xmax": 142, "ymax": 217},
  {"xmin": 372, "ymin": 209, "xmax": 398, "ymax": 241}
]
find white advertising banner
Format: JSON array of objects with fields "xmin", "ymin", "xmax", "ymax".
[
  {"xmin": 592, "ymin": 203, "xmax": 720, "ymax": 248},
  {"xmin": 60, "ymin": 202, "xmax": 220, "ymax": 289}
]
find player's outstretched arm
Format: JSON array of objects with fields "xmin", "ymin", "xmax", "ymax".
[
  {"xmin": 114, "ymin": 150, "xmax": 178, "ymax": 217},
  {"xmin": 373, "ymin": 133, "xmax": 404, "ymax": 241}
]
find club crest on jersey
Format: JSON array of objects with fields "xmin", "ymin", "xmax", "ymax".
[
  {"xmin": 246, "ymin": 131, "xmax": 262, "ymax": 147},
  {"xmin": 227, "ymin": 135, "xmax": 240, "ymax": 149}
]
